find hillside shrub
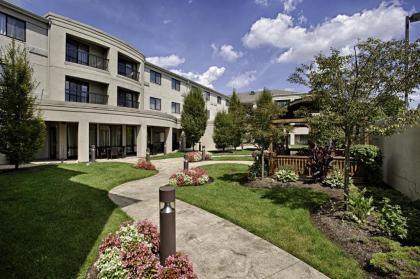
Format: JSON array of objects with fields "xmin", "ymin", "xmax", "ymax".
[
  {"xmin": 274, "ymin": 168, "xmax": 298, "ymax": 183},
  {"xmin": 348, "ymin": 186, "xmax": 374, "ymax": 224},
  {"xmin": 168, "ymin": 168, "xmax": 209, "ymax": 186},
  {"xmin": 378, "ymin": 197, "xmax": 408, "ymax": 240},
  {"xmin": 350, "ymin": 144, "xmax": 382, "ymax": 184},
  {"xmin": 135, "ymin": 159, "xmax": 156, "ymax": 171},
  {"xmin": 185, "ymin": 151, "xmax": 212, "ymax": 162},
  {"xmin": 322, "ymin": 169, "xmax": 352, "ymax": 188}
]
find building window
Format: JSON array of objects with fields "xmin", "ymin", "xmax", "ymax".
[
  {"xmin": 171, "ymin": 78, "xmax": 180, "ymax": 91},
  {"xmin": 150, "ymin": 97, "xmax": 161, "ymax": 111},
  {"xmin": 207, "ymin": 110, "xmax": 210, "ymax": 119},
  {"xmin": 226, "ymin": 99, "xmax": 230, "ymax": 107},
  {"xmin": 150, "ymin": 70, "xmax": 161, "ymax": 85},
  {"xmin": 171, "ymin": 102, "xmax": 180, "ymax": 114},
  {"xmin": 217, "ymin": 96, "xmax": 221, "ymax": 104},
  {"xmin": 295, "ymin": 134, "xmax": 309, "ymax": 145},
  {"xmin": 205, "ymin": 92, "xmax": 210, "ymax": 101},
  {"xmin": 276, "ymin": 100, "xmax": 290, "ymax": 107},
  {"xmin": 65, "ymin": 78, "xmax": 88, "ymax": 103},
  {"xmin": 66, "ymin": 39, "xmax": 89, "ymax": 65},
  {"xmin": 0, "ymin": 13, "xmax": 25, "ymax": 41},
  {"xmin": 117, "ymin": 88, "xmax": 139, "ymax": 108},
  {"xmin": 118, "ymin": 56, "xmax": 138, "ymax": 80}
]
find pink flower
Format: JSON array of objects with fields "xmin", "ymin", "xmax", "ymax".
[
  {"xmin": 135, "ymin": 159, "xmax": 157, "ymax": 170},
  {"xmin": 136, "ymin": 219, "xmax": 160, "ymax": 254},
  {"xmin": 99, "ymin": 233, "xmax": 121, "ymax": 254},
  {"xmin": 121, "ymin": 242, "xmax": 160, "ymax": 279},
  {"xmin": 157, "ymin": 252, "xmax": 197, "ymax": 279}
]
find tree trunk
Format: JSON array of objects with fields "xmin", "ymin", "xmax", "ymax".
[
  {"xmin": 14, "ymin": 162, "xmax": 19, "ymax": 169},
  {"xmin": 343, "ymin": 132, "xmax": 351, "ymax": 208},
  {"xmin": 261, "ymin": 145, "xmax": 264, "ymax": 179}
]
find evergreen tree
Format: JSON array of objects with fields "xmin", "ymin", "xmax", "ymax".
[
  {"xmin": 181, "ymin": 87, "xmax": 207, "ymax": 149},
  {"xmin": 228, "ymin": 89, "xmax": 245, "ymax": 149},
  {"xmin": 213, "ymin": 111, "xmax": 234, "ymax": 151},
  {"xmin": 0, "ymin": 41, "xmax": 46, "ymax": 169}
]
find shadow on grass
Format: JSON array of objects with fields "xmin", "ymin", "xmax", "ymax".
[
  {"xmin": 0, "ymin": 165, "xmax": 120, "ymax": 279},
  {"xmin": 217, "ymin": 172, "xmax": 246, "ymax": 183},
  {"xmin": 261, "ymin": 187, "xmax": 329, "ymax": 212}
]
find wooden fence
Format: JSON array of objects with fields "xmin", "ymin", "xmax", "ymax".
[{"xmin": 268, "ymin": 155, "xmax": 360, "ymax": 177}]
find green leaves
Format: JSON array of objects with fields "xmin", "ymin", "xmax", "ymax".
[
  {"xmin": 181, "ymin": 87, "xmax": 207, "ymax": 147},
  {"xmin": 0, "ymin": 40, "xmax": 46, "ymax": 168},
  {"xmin": 213, "ymin": 111, "xmax": 234, "ymax": 150}
]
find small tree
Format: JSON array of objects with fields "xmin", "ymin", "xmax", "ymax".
[
  {"xmin": 248, "ymin": 89, "xmax": 287, "ymax": 178},
  {"xmin": 213, "ymin": 111, "xmax": 233, "ymax": 151},
  {"xmin": 228, "ymin": 90, "xmax": 246, "ymax": 149},
  {"xmin": 289, "ymin": 38, "xmax": 420, "ymax": 202},
  {"xmin": 0, "ymin": 41, "xmax": 46, "ymax": 169},
  {"xmin": 181, "ymin": 87, "xmax": 207, "ymax": 150}
]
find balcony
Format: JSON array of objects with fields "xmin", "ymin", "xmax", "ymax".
[
  {"xmin": 66, "ymin": 48, "xmax": 109, "ymax": 71},
  {"xmin": 118, "ymin": 71, "xmax": 140, "ymax": 81},
  {"xmin": 65, "ymin": 90, "xmax": 108, "ymax": 105},
  {"xmin": 118, "ymin": 55, "xmax": 140, "ymax": 81}
]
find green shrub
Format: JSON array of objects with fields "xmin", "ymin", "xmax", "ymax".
[
  {"xmin": 348, "ymin": 186, "xmax": 374, "ymax": 224},
  {"xmin": 274, "ymin": 168, "xmax": 298, "ymax": 183},
  {"xmin": 322, "ymin": 169, "xmax": 353, "ymax": 188},
  {"xmin": 378, "ymin": 197, "xmax": 408, "ymax": 240},
  {"xmin": 248, "ymin": 153, "xmax": 269, "ymax": 180},
  {"xmin": 350, "ymin": 144, "xmax": 382, "ymax": 184},
  {"xmin": 370, "ymin": 239, "xmax": 420, "ymax": 278}
]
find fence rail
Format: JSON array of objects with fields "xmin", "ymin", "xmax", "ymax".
[{"xmin": 269, "ymin": 155, "xmax": 360, "ymax": 176}]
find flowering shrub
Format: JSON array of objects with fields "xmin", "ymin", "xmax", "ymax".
[
  {"xmin": 157, "ymin": 252, "xmax": 197, "ymax": 279},
  {"xmin": 95, "ymin": 219, "xmax": 197, "ymax": 279},
  {"xmin": 136, "ymin": 219, "xmax": 160, "ymax": 254},
  {"xmin": 121, "ymin": 242, "xmax": 160, "ymax": 278},
  {"xmin": 274, "ymin": 168, "xmax": 298, "ymax": 183},
  {"xmin": 168, "ymin": 168, "xmax": 209, "ymax": 186},
  {"xmin": 185, "ymin": 151, "xmax": 212, "ymax": 162},
  {"xmin": 135, "ymin": 159, "xmax": 156, "ymax": 171}
]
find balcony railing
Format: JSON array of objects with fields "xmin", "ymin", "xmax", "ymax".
[
  {"xmin": 118, "ymin": 70, "xmax": 140, "ymax": 81},
  {"xmin": 117, "ymin": 100, "xmax": 139, "ymax": 109},
  {"xmin": 66, "ymin": 49, "xmax": 109, "ymax": 71},
  {"xmin": 65, "ymin": 90, "xmax": 108, "ymax": 105}
]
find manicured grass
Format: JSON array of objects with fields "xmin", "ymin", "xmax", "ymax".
[
  {"xmin": 0, "ymin": 163, "xmax": 156, "ymax": 279},
  {"xmin": 211, "ymin": 156, "xmax": 254, "ymax": 161},
  {"xmin": 210, "ymin": 149, "xmax": 255, "ymax": 155},
  {"xmin": 151, "ymin": 151, "xmax": 185, "ymax": 160},
  {"xmin": 176, "ymin": 164, "xmax": 364, "ymax": 279}
]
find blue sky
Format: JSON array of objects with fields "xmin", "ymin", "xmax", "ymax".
[{"xmin": 13, "ymin": 0, "xmax": 420, "ymax": 106}]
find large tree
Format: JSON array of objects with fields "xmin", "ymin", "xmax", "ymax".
[
  {"xmin": 289, "ymin": 38, "xmax": 420, "ymax": 201},
  {"xmin": 181, "ymin": 87, "xmax": 207, "ymax": 149},
  {"xmin": 248, "ymin": 89, "xmax": 287, "ymax": 178},
  {"xmin": 213, "ymin": 111, "xmax": 234, "ymax": 151},
  {"xmin": 228, "ymin": 89, "xmax": 246, "ymax": 149},
  {"xmin": 0, "ymin": 41, "xmax": 46, "ymax": 169}
]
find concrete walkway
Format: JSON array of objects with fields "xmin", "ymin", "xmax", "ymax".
[{"xmin": 109, "ymin": 158, "xmax": 329, "ymax": 279}]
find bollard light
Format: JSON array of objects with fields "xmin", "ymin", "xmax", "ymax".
[
  {"xmin": 146, "ymin": 148, "xmax": 151, "ymax": 162},
  {"xmin": 198, "ymin": 142, "xmax": 202, "ymax": 151},
  {"xmin": 183, "ymin": 154, "xmax": 189, "ymax": 170},
  {"xmin": 202, "ymin": 145, "xmax": 206, "ymax": 161},
  {"xmin": 159, "ymin": 186, "xmax": 176, "ymax": 265},
  {"xmin": 90, "ymin": 145, "xmax": 96, "ymax": 163}
]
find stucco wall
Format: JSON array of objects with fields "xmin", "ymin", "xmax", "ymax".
[{"xmin": 374, "ymin": 124, "xmax": 420, "ymax": 200}]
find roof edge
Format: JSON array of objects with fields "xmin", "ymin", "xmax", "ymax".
[{"xmin": 0, "ymin": 0, "xmax": 49, "ymax": 24}]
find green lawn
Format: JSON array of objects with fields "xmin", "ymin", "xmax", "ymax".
[
  {"xmin": 0, "ymin": 163, "xmax": 156, "ymax": 279},
  {"xmin": 210, "ymin": 149, "xmax": 255, "ymax": 155},
  {"xmin": 151, "ymin": 151, "xmax": 185, "ymax": 160},
  {"xmin": 211, "ymin": 156, "xmax": 254, "ymax": 161},
  {"xmin": 176, "ymin": 164, "xmax": 364, "ymax": 279}
]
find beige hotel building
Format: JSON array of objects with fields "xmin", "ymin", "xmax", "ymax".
[{"xmin": 0, "ymin": 0, "xmax": 230, "ymax": 164}]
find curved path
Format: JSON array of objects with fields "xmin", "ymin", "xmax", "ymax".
[{"xmin": 109, "ymin": 158, "xmax": 329, "ymax": 279}]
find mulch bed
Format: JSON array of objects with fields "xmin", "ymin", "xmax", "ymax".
[{"xmin": 242, "ymin": 177, "xmax": 393, "ymax": 278}]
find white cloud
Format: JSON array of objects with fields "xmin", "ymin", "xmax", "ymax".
[
  {"xmin": 163, "ymin": 19, "xmax": 172, "ymax": 24},
  {"xmin": 211, "ymin": 44, "xmax": 244, "ymax": 62},
  {"xmin": 242, "ymin": 2, "xmax": 407, "ymax": 63},
  {"xmin": 255, "ymin": 0, "xmax": 269, "ymax": 6},
  {"xmin": 282, "ymin": 0, "xmax": 302, "ymax": 13},
  {"xmin": 172, "ymin": 66, "xmax": 226, "ymax": 89},
  {"xmin": 227, "ymin": 71, "xmax": 257, "ymax": 89},
  {"xmin": 146, "ymin": 54, "xmax": 185, "ymax": 68},
  {"xmin": 297, "ymin": 14, "xmax": 307, "ymax": 24}
]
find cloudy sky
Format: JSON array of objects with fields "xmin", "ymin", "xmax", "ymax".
[{"xmin": 14, "ymin": 0, "xmax": 420, "ymax": 106}]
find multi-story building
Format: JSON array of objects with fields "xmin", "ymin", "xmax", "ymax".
[
  {"xmin": 0, "ymin": 1, "xmax": 228, "ymax": 164},
  {"xmin": 237, "ymin": 89, "xmax": 310, "ymax": 146}
]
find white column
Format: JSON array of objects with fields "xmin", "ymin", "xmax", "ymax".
[
  {"xmin": 78, "ymin": 120, "xmax": 90, "ymax": 162},
  {"xmin": 164, "ymin": 127, "xmax": 173, "ymax": 154},
  {"xmin": 137, "ymin": 124, "xmax": 147, "ymax": 157},
  {"xmin": 289, "ymin": 133, "xmax": 295, "ymax": 145}
]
